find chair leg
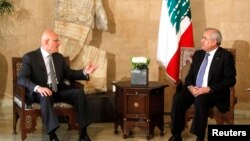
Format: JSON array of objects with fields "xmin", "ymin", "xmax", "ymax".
[
  {"xmin": 20, "ymin": 114, "xmax": 39, "ymax": 141},
  {"xmin": 20, "ymin": 114, "xmax": 27, "ymax": 141},
  {"xmin": 67, "ymin": 114, "xmax": 79, "ymax": 130},
  {"xmin": 229, "ymin": 114, "xmax": 234, "ymax": 124},
  {"xmin": 226, "ymin": 111, "xmax": 234, "ymax": 124},
  {"xmin": 215, "ymin": 118, "xmax": 225, "ymax": 124},
  {"xmin": 213, "ymin": 111, "xmax": 235, "ymax": 125},
  {"xmin": 13, "ymin": 111, "xmax": 19, "ymax": 134}
]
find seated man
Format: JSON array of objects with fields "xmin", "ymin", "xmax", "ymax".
[
  {"xmin": 168, "ymin": 28, "xmax": 236, "ymax": 141},
  {"xmin": 17, "ymin": 29, "xmax": 97, "ymax": 141}
]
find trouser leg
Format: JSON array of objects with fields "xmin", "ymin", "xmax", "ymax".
[
  {"xmin": 58, "ymin": 88, "xmax": 92, "ymax": 129},
  {"xmin": 190, "ymin": 94, "xmax": 214, "ymax": 138},
  {"xmin": 171, "ymin": 89, "xmax": 194, "ymax": 135},
  {"xmin": 34, "ymin": 94, "xmax": 60, "ymax": 134}
]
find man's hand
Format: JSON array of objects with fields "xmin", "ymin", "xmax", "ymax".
[
  {"xmin": 188, "ymin": 86, "xmax": 211, "ymax": 97},
  {"xmin": 83, "ymin": 64, "xmax": 98, "ymax": 74},
  {"xmin": 36, "ymin": 86, "xmax": 53, "ymax": 97}
]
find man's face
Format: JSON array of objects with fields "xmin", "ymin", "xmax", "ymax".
[
  {"xmin": 46, "ymin": 35, "xmax": 60, "ymax": 53},
  {"xmin": 200, "ymin": 30, "xmax": 217, "ymax": 52}
]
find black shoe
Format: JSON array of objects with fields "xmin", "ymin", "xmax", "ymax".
[
  {"xmin": 196, "ymin": 137, "xmax": 204, "ymax": 141},
  {"xmin": 78, "ymin": 135, "xmax": 91, "ymax": 141},
  {"xmin": 49, "ymin": 130, "xmax": 59, "ymax": 141},
  {"xmin": 50, "ymin": 138, "xmax": 59, "ymax": 141},
  {"xmin": 168, "ymin": 135, "xmax": 182, "ymax": 141}
]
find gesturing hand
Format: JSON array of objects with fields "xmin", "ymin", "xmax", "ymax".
[{"xmin": 83, "ymin": 64, "xmax": 98, "ymax": 74}]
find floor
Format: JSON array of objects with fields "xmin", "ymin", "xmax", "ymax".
[{"xmin": 0, "ymin": 105, "xmax": 249, "ymax": 141}]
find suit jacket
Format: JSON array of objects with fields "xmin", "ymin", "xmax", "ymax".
[
  {"xmin": 17, "ymin": 48, "xmax": 89, "ymax": 101},
  {"xmin": 184, "ymin": 47, "xmax": 236, "ymax": 111}
]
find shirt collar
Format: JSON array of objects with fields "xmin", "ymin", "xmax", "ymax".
[
  {"xmin": 207, "ymin": 47, "xmax": 218, "ymax": 56},
  {"xmin": 40, "ymin": 47, "xmax": 50, "ymax": 58}
]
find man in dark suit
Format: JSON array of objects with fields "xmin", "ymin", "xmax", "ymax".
[
  {"xmin": 168, "ymin": 28, "xmax": 236, "ymax": 141},
  {"xmin": 17, "ymin": 29, "xmax": 97, "ymax": 141}
]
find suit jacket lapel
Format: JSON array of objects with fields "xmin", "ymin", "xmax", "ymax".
[
  {"xmin": 208, "ymin": 47, "xmax": 222, "ymax": 81},
  {"xmin": 35, "ymin": 49, "xmax": 48, "ymax": 81}
]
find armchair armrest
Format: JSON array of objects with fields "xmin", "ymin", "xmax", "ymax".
[
  {"xmin": 71, "ymin": 80, "xmax": 84, "ymax": 89},
  {"xmin": 63, "ymin": 79, "xmax": 84, "ymax": 89},
  {"xmin": 13, "ymin": 82, "xmax": 27, "ymax": 109}
]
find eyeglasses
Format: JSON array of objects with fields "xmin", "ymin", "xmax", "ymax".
[
  {"xmin": 52, "ymin": 39, "xmax": 60, "ymax": 42},
  {"xmin": 201, "ymin": 36, "xmax": 213, "ymax": 41}
]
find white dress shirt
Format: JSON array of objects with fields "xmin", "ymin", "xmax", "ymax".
[{"xmin": 202, "ymin": 48, "xmax": 218, "ymax": 87}]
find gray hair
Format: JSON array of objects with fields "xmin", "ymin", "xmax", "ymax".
[{"xmin": 206, "ymin": 28, "xmax": 222, "ymax": 46}]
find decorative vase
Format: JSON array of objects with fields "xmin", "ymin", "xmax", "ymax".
[{"xmin": 131, "ymin": 68, "xmax": 148, "ymax": 85}]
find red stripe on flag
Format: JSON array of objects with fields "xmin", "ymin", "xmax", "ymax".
[
  {"xmin": 166, "ymin": 23, "xmax": 194, "ymax": 82},
  {"xmin": 166, "ymin": 49, "xmax": 181, "ymax": 81},
  {"xmin": 179, "ymin": 23, "xmax": 194, "ymax": 47}
]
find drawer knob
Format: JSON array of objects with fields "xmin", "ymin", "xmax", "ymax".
[
  {"xmin": 134, "ymin": 102, "xmax": 139, "ymax": 107},
  {"xmin": 135, "ymin": 92, "xmax": 138, "ymax": 94}
]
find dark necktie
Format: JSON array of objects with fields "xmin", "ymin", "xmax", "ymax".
[
  {"xmin": 48, "ymin": 55, "xmax": 57, "ymax": 92},
  {"xmin": 196, "ymin": 53, "xmax": 210, "ymax": 87}
]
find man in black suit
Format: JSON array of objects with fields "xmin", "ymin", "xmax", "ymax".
[
  {"xmin": 168, "ymin": 28, "xmax": 236, "ymax": 141},
  {"xmin": 17, "ymin": 29, "xmax": 97, "ymax": 141}
]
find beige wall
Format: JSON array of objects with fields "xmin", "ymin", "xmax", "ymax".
[{"xmin": 1, "ymin": 0, "xmax": 250, "ymax": 112}]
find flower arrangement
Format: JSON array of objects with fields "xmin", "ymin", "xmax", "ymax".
[{"xmin": 131, "ymin": 56, "xmax": 150, "ymax": 70}]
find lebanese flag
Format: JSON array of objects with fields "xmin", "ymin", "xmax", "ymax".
[{"xmin": 157, "ymin": 0, "xmax": 194, "ymax": 84}]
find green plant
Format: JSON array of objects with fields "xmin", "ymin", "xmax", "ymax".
[
  {"xmin": 0, "ymin": 0, "xmax": 15, "ymax": 16},
  {"xmin": 0, "ymin": 0, "xmax": 14, "ymax": 46}
]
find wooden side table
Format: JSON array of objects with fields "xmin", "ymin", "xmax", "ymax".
[{"xmin": 113, "ymin": 81, "xmax": 168, "ymax": 140}]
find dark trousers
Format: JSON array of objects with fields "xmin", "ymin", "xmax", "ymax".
[
  {"xmin": 34, "ymin": 87, "xmax": 92, "ymax": 134},
  {"xmin": 170, "ymin": 88, "xmax": 225, "ymax": 138}
]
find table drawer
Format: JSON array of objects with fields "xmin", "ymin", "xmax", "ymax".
[
  {"xmin": 126, "ymin": 120, "xmax": 148, "ymax": 127},
  {"xmin": 126, "ymin": 94, "xmax": 147, "ymax": 115},
  {"xmin": 125, "ymin": 89, "xmax": 148, "ymax": 95}
]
